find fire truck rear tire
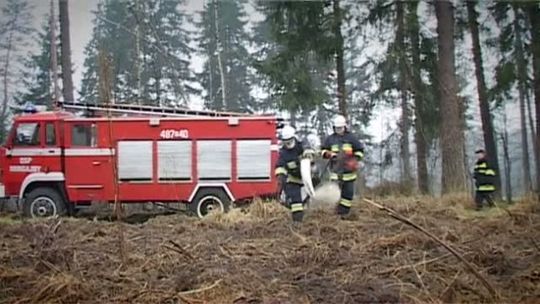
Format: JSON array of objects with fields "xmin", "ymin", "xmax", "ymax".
[
  {"xmin": 189, "ymin": 188, "xmax": 230, "ymax": 218},
  {"xmin": 23, "ymin": 187, "xmax": 67, "ymax": 218}
]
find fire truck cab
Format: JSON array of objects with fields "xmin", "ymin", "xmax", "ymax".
[{"xmin": 0, "ymin": 107, "xmax": 279, "ymax": 218}]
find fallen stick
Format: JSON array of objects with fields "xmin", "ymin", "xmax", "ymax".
[
  {"xmin": 178, "ymin": 279, "xmax": 222, "ymax": 295},
  {"xmin": 362, "ymin": 198, "xmax": 499, "ymax": 301}
]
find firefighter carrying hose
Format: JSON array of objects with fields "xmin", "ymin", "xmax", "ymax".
[
  {"xmin": 321, "ymin": 115, "xmax": 365, "ymax": 216},
  {"xmin": 473, "ymin": 148, "xmax": 496, "ymax": 210},
  {"xmin": 275, "ymin": 125, "xmax": 312, "ymax": 223}
]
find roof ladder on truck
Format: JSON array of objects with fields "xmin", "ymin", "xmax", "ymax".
[{"xmin": 58, "ymin": 100, "xmax": 251, "ymax": 118}]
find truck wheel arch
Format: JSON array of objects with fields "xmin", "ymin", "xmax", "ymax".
[
  {"xmin": 19, "ymin": 172, "xmax": 66, "ymax": 199},
  {"xmin": 188, "ymin": 184, "xmax": 234, "ymax": 218}
]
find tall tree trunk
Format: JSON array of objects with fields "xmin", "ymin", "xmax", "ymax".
[
  {"xmin": 466, "ymin": 1, "xmax": 502, "ymax": 195},
  {"xmin": 518, "ymin": 89, "xmax": 532, "ymax": 193},
  {"xmin": 59, "ymin": 0, "xmax": 74, "ymax": 103},
  {"xmin": 333, "ymin": 0, "xmax": 347, "ymax": 118},
  {"xmin": 132, "ymin": 0, "xmax": 141, "ymax": 105},
  {"xmin": 501, "ymin": 107, "xmax": 513, "ymax": 203},
  {"xmin": 528, "ymin": 4, "xmax": 540, "ymax": 199},
  {"xmin": 513, "ymin": 5, "xmax": 532, "ymax": 192},
  {"xmin": 289, "ymin": 108, "xmax": 297, "ymax": 127},
  {"xmin": 213, "ymin": 0, "xmax": 227, "ymax": 110},
  {"xmin": 526, "ymin": 92, "xmax": 536, "ymax": 153},
  {"xmin": 50, "ymin": 0, "xmax": 60, "ymax": 108},
  {"xmin": 526, "ymin": 93, "xmax": 538, "ymax": 190},
  {"xmin": 1, "ymin": 30, "xmax": 14, "ymax": 143},
  {"xmin": 98, "ymin": 50, "xmax": 112, "ymax": 104},
  {"xmin": 407, "ymin": 1, "xmax": 429, "ymax": 194},
  {"xmin": 396, "ymin": 1, "xmax": 412, "ymax": 185},
  {"xmin": 435, "ymin": 1, "xmax": 467, "ymax": 193}
]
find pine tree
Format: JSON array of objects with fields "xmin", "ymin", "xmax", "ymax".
[
  {"xmin": 527, "ymin": 3, "xmax": 540, "ymax": 198},
  {"xmin": 466, "ymin": 1, "xmax": 502, "ymax": 194},
  {"xmin": 15, "ymin": 20, "xmax": 61, "ymax": 109},
  {"xmin": 491, "ymin": 2, "xmax": 536, "ymax": 193},
  {"xmin": 138, "ymin": 0, "xmax": 195, "ymax": 106},
  {"xmin": 0, "ymin": 0, "xmax": 33, "ymax": 142},
  {"xmin": 254, "ymin": 1, "xmax": 335, "ymax": 115},
  {"xmin": 407, "ymin": 1, "xmax": 440, "ymax": 194},
  {"xmin": 197, "ymin": 0, "xmax": 251, "ymax": 112},
  {"xmin": 79, "ymin": 0, "xmax": 195, "ymax": 106},
  {"xmin": 367, "ymin": 0, "xmax": 440, "ymax": 190},
  {"xmin": 79, "ymin": 0, "xmax": 129, "ymax": 104}
]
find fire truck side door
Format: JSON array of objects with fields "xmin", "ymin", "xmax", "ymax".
[
  {"xmin": 4, "ymin": 121, "xmax": 62, "ymax": 195},
  {"xmin": 63, "ymin": 122, "xmax": 113, "ymax": 202}
]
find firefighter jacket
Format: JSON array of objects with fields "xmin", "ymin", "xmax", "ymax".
[
  {"xmin": 275, "ymin": 139, "xmax": 304, "ymax": 184},
  {"xmin": 321, "ymin": 132, "xmax": 365, "ymax": 181},
  {"xmin": 473, "ymin": 158, "xmax": 496, "ymax": 192}
]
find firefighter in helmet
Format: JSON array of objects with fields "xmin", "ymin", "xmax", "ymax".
[
  {"xmin": 473, "ymin": 148, "xmax": 496, "ymax": 210},
  {"xmin": 275, "ymin": 125, "xmax": 308, "ymax": 222},
  {"xmin": 321, "ymin": 115, "xmax": 365, "ymax": 216}
]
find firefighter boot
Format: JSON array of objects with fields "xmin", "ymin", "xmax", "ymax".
[
  {"xmin": 292, "ymin": 210, "xmax": 304, "ymax": 223},
  {"xmin": 336, "ymin": 197, "xmax": 352, "ymax": 217},
  {"xmin": 290, "ymin": 202, "xmax": 304, "ymax": 223},
  {"xmin": 474, "ymin": 192, "xmax": 484, "ymax": 210},
  {"xmin": 486, "ymin": 194, "xmax": 495, "ymax": 207}
]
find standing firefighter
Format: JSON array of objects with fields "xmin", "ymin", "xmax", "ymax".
[
  {"xmin": 473, "ymin": 149, "xmax": 496, "ymax": 210},
  {"xmin": 321, "ymin": 115, "xmax": 365, "ymax": 216},
  {"xmin": 275, "ymin": 125, "xmax": 306, "ymax": 222}
]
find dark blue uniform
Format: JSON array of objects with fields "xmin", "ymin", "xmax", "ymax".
[
  {"xmin": 321, "ymin": 132, "xmax": 364, "ymax": 215},
  {"xmin": 275, "ymin": 139, "xmax": 305, "ymax": 222}
]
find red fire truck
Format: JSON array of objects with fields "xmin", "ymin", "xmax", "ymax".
[{"xmin": 0, "ymin": 102, "xmax": 280, "ymax": 218}]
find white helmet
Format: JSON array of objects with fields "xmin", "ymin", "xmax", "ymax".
[
  {"xmin": 333, "ymin": 115, "xmax": 347, "ymax": 128},
  {"xmin": 281, "ymin": 125, "xmax": 296, "ymax": 140}
]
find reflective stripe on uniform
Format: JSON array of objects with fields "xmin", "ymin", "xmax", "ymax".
[
  {"xmin": 290, "ymin": 203, "xmax": 303, "ymax": 212},
  {"xmin": 475, "ymin": 163, "xmax": 487, "ymax": 169},
  {"xmin": 339, "ymin": 198, "xmax": 352, "ymax": 207},
  {"xmin": 484, "ymin": 169, "xmax": 496, "ymax": 176},
  {"xmin": 287, "ymin": 175, "xmax": 303, "ymax": 184},
  {"xmin": 331, "ymin": 144, "xmax": 339, "ymax": 152},
  {"xmin": 275, "ymin": 167, "xmax": 287, "ymax": 175},
  {"xmin": 342, "ymin": 172, "xmax": 357, "ymax": 181},
  {"xmin": 478, "ymin": 185, "xmax": 495, "ymax": 191},
  {"xmin": 286, "ymin": 161, "xmax": 297, "ymax": 169},
  {"xmin": 330, "ymin": 172, "xmax": 356, "ymax": 181}
]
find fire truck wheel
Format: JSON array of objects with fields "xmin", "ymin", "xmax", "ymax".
[
  {"xmin": 24, "ymin": 187, "xmax": 67, "ymax": 218},
  {"xmin": 189, "ymin": 188, "xmax": 230, "ymax": 218}
]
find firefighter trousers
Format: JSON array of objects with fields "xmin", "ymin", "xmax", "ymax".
[
  {"xmin": 285, "ymin": 182, "xmax": 304, "ymax": 222},
  {"xmin": 475, "ymin": 191, "xmax": 494, "ymax": 209},
  {"xmin": 336, "ymin": 180, "xmax": 355, "ymax": 215}
]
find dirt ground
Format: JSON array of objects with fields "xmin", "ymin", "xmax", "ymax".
[{"xmin": 0, "ymin": 195, "xmax": 539, "ymax": 304}]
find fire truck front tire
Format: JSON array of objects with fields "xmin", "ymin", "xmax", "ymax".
[
  {"xmin": 189, "ymin": 188, "xmax": 231, "ymax": 218},
  {"xmin": 23, "ymin": 187, "xmax": 67, "ymax": 218}
]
